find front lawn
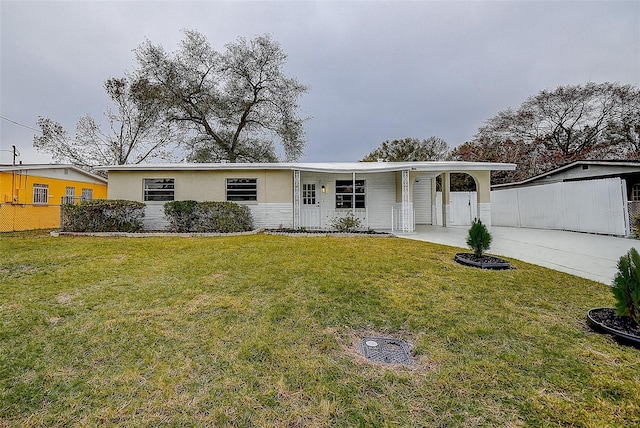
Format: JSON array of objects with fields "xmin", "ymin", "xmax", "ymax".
[{"xmin": 1, "ymin": 233, "xmax": 638, "ymax": 426}]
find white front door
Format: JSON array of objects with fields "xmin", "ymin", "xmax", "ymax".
[{"xmin": 301, "ymin": 182, "xmax": 321, "ymax": 229}]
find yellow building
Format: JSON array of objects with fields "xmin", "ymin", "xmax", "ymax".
[{"xmin": 0, "ymin": 164, "xmax": 108, "ymax": 232}]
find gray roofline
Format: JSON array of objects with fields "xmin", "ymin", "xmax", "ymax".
[
  {"xmin": 99, "ymin": 161, "xmax": 516, "ymax": 173},
  {"xmin": 492, "ymin": 159, "xmax": 640, "ymax": 189},
  {"xmin": 0, "ymin": 164, "xmax": 108, "ymax": 183}
]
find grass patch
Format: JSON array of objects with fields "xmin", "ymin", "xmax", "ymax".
[{"xmin": 1, "ymin": 232, "xmax": 638, "ymax": 426}]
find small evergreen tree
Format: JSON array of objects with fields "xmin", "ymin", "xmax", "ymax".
[
  {"xmin": 466, "ymin": 218, "xmax": 492, "ymax": 257},
  {"xmin": 612, "ymin": 247, "xmax": 640, "ymax": 323}
]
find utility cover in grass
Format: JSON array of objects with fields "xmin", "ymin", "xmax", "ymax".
[{"xmin": 359, "ymin": 337, "xmax": 412, "ymax": 366}]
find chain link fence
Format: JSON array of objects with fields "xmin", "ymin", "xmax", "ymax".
[
  {"xmin": 0, "ymin": 197, "xmax": 85, "ymax": 232},
  {"xmin": 0, "ymin": 203, "xmax": 62, "ymax": 232},
  {"xmin": 628, "ymin": 201, "xmax": 640, "ymax": 237}
]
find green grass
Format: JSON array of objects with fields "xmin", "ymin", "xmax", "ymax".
[{"xmin": 1, "ymin": 232, "xmax": 638, "ymax": 427}]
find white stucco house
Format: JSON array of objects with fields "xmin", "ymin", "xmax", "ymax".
[{"xmin": 101, "ymin": 161, "xmax": 516, "ymax": 231}]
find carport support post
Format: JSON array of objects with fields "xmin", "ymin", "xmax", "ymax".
[
  {"xmin": 401, "ymin": 169, "xmax": 411, "ymax": 232},
  {"xmin": 474, "ymin": 170, "xmax": 492, "ymax": 229},
  {"xmin": 293, "ymin": 169, "xmax": 300, "ymax": 229},
  {"xmin": 441, "ymin": 172, "xmax": 451, "ymax": 227}
]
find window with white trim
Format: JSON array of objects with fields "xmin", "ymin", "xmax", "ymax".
[
  {"xmin": 81, "ymin": 188, "xmax": 93, "ymax": 201},
  {"xmin": 143, "ymin": 178, "xmax": 175, "ymax": 201},
  {"xmin": 64, "ymin": 186, "xmax": 75, "ymax": 204},
  {"xmin": 33, "ymin": 184, "xmax": 49, "ymax": 204},
  {"xmin": 226, "ymin": 178, "xmax": 257, "ymax": 202},
  {"xmin": 633, "ymin": 184, "xmax": 640, "ymax": 201},
  {"xmin": 335, "ymin": 179, "xmax": 365, "ymax": 209}
]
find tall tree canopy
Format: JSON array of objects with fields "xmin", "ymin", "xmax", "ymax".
[
  {"xmin": 133, "ymin": 30, "xmax": 308, "ymax": 163},
  {"xmin": 34, "ymin": 77, "xmax": 178, "ymax": 173},
  {"xmin": 361, "ymin": 136, "xmax": 449, "ymax": 162},
  {"xmin": 452, "ymin": 82, "xmax": 640, "ymax": 183}
]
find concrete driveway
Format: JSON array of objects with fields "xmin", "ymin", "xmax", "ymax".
[{"xmin": 395, "ymin": 225, "xmax": 640, "ymax": 284}]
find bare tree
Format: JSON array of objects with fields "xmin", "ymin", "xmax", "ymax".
[
  {"xmin": 605, "ymin": 84, "xmax": 640, "ymax": 158},
  {"xmin": 454, "ymin": 82, "xmax": 640, "ymax": 183},
  {"xmin": 133, "ymin": 30, "xmax": 308, "ymax": 163},
  {"xmin": 34, "ymin": 77, "xmax": 179, "ymax": 172}
]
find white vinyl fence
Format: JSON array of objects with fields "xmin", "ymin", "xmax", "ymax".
[
  {"xmin": 435, "ymin": 192, "xmax": 478, "ymax": 226},
  {"xmin": 491, "ymin": 178, "xmax": 629, "ymax": 236}
]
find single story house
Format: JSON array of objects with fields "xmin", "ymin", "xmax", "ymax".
[
  {"xmin": 0, "ymin": 164, "xmax": 108, "ymax": 231},
  {"xmin": 102, "ymin": 161, "xmax": 515, "ymax": 232}
]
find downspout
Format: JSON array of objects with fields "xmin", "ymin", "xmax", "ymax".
[{"xmin": 11, "ymin": 170, "xmax": 16, "ymax": 203}]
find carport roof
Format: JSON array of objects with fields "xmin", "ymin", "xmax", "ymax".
[{"xmin": 100, "ymin": 161, "xmax": 516, "ymax": 174}]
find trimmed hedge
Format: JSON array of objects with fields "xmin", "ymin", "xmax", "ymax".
[
  {"xmin": 163, "ymin": 200, "xmax": 199, "ymax": 232},
  {"xmin": 63, "ymin": 200, "xmax": 145, "ymax": 232},
  {"xmin": 164, "ymin": 201, "xmax": 254, "ymax": 233}
]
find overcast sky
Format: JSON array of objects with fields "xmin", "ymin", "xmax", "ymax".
[{"xmin": 1, "ymin": 0, "xmax": 639, "ymax": 165}]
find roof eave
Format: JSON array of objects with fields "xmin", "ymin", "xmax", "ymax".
[{"xmin": 100, "ymin": 161, "xmax": 517, "ymax": 173}]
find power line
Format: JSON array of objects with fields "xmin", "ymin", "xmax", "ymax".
[
  {"xmin": 0, "ymin": 114, "xmax": 86, "ymax": 145},
  {"xmin": 0, "ymin": 115, "xmax": 42, "ymax": 133}
]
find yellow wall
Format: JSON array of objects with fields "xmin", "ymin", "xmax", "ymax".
[
  {"xmin": 108, "ymin": 169, "xmax": 292, "ymax": 204},
  {"xmin": 0, "ymin": 170, "xmax": 107, "ymax": 232}
]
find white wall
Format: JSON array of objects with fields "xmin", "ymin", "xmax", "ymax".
[
  {"xmin": 142, "ymin": 203, "xmax": 292, "ymax": 230},
  {"xmin": 249, "ymin": 203, "xmax": 293, "ymax": 229},
  {"xmin": 491, "ymin": 177, "xmax": 628, "ymax": 236}
]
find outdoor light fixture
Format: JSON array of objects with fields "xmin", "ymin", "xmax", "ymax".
[{"xmin": 321, "ymin": 185, "xmax": 326, "ymax": 193}]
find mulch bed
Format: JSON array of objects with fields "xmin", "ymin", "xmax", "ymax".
[
  {"xmin": 588, "ymin": 307, "xmax": 640, "ymax": 341},
  {"xmin": 454, "ymin": 252, "xmax": 512, "ymax": 270},
  {"xmin": 264, "ymin": 228, "xmax": 393, "ymax": 237}
]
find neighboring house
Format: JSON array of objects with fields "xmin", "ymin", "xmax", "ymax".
[
  {"xmin": 491, "ymin": 160, "xmax": 640, "ymax": 236},
  {"xmin": 492, "ymin": 160, "xmax": 640, "ymax": 194},
  {"xmin": 101, "ymin": 161, "xmax": 515, "ymax": 231},
  {"xmin": 0, "ymin": 164, "xmax": 108, "ymax": 232}
]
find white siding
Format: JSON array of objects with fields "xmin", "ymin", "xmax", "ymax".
[
  {"xmin": 299, "ymin": 172, "xmax": 396, "ymax": 229},
  {"xmin": 142, "ymin": 204, "xmax": 168, "ymax": 230},
  {"xmin": 491, "ymin": 178, "xmax": 628, "ymax": 236},
  {"xmin": 248, "ymin": 203, "xmax": 293, "ymax": 229},
  {"xmin": 142, "ymin": 202, "xmax": 293, "ymax": 230},
  {"xmin": 365, "ymin": 172, "xmax": 397, "ymax": 229},
  {"xmin": 413, "ymin": 178, "xmax": 432, "ymax": 224}
]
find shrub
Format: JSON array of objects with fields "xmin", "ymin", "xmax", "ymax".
[
  {"xmin": 611, "ymin": 247, "xmax": 640, "ymax": 323},
  {"xmin": 164, "ymin": 200, "xmax": 198, "ymax": 232},
  {"xmin": 164, "ymin": 201, "xmax": 254, "ymax": 233},
  {"xmin": 194, "ymin": 202, "xmax": 254, "ymax": 233},
  {"xmin": 63, "ymin": 200, "xmax": 145, "ymax": 232},
  {"xmin": 466, "ymin": 218, "xmax": 492, "ymax": 257},
  {"xmin": 330, "ymin": 211, "xmax": 362, "ymax": 232}
]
